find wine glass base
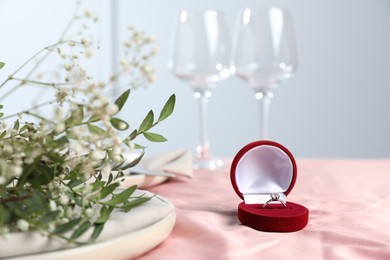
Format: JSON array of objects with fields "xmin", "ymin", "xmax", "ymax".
[{"xmin": 194, "ymin": 158, "xmax": 224, "ymax": 171}]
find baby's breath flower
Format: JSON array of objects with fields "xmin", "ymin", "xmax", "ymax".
[
  {"xmin": 3, "ymin": 144, "xmax": 13, "ymax": 154},
  {"xmin": 91, "ymin": 149, "xmax": 106, "ymax": 161},
  {"xmin": 0, "ymin": 9, "xmax": 172, "ymax": 244},
  {"xmin": 17, "ymin": 219, "xmax": 29, "ymax": 232},
  {"xmin": 84, "ymin": 10, "xmax": 94, "ymax": 18},
  {"xmin": 8, "ymin": 165, "xmax": 23, "ymax": 177},
  {"xmin": 85, "ymin": 208, "xmax": 95, "ymax": 218},
  {"xmin": 101, "ymin": 164, "xmax": 111, "ymax": 176},
  {"xmin": 64, "ymin": 64, "xmax": 72, "ymax": 71},
  {"xmin": 113, "ymin": 136, "xmax": 122, "ymax": 146},
  {"xmin": 147, "ymin": 74, "xmax": 157, "ymax": 83},
  {"xmin": 54, "ymin": 123, "xmax": 65, "ymax": 134},
  {"xmin": 140, "ymin": 64, "xmax": 153, "ymax": 74},
  {"xmin": 59, "ymin": 194, "xmax": 70, "ymax": 205},
  {"xmin": 49, "ymin": 200, "xmax": 57, "ymax": 211},
  {"xmin": 106, "ymin": 104, "xmax": 118, "ymax": 116},
  {"xmin": 84, "ymin": 48, "xmax": 94, "ymax": 58},
  {"xmin": 120, "ymin": 59, "xmax": 130, "ymax": 71},
  {"xmin": 81, "ymin": 37, "xmax": 88, "ymax": 45},
  {"xmin": 123, "ymin": 40, "xmax": 132, "ymax": 48}
]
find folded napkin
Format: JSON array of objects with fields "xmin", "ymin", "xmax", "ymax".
[{"xmin": 120, "ymin": 149, "xmax": 193, "ymax": 189}]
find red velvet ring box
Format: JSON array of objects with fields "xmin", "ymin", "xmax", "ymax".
[{"xmin": 230, "ymin": 140, "xmax": 309, "ymax": 232}]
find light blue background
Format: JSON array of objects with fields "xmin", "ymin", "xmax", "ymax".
[{"xmin": 1, "ymin": 0, "xmax": 389, "ymax": 158}]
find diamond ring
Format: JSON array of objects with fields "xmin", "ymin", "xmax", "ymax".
[{"xmin": 262, "ymin": 193, "xmax": 287, "ymax": 209}]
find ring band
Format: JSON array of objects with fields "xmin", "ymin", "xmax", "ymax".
[{"xmin": 262, "ymin": 193, "xmax": 287, "ymax": 209}]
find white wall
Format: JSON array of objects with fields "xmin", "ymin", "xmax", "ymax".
[{"xmin": 1, "ymin": 0, "xmax": 390, "ymax": 158}]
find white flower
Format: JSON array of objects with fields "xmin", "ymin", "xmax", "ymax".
[
  {"xmin": 59, "ymin": 194, "xmax": 69, "ymax": 205},
  {"xmin": 113, "ymin": 136, "xmax": 121, "ymax": 146},
  {"xmin": 150, "ymin": 47, "xmax": 159, "ymax": 56},
  {"xmin": 106, "ymin": 104, "xmax": 118, "ymax": 116},
  {"xmin": 54, "ymin": 123, "xmax": 65, "ymax": 134},
  {"xmin": 81, "ymin": 37, "xmax": 88, "ymax": 45},
  {"xmin": 17, "ymin": 219, "xmax": 29, "ymax": 232},
  {"xmin": 3, "ymin": 145, "xmax": 13, "ymax": 154},
  {"xmin": 112, "ymin": 155, "xmax": 122, "ymax": 163},
  {"xmin": 140, "ymin": 64, "xmax": 153, "ymax": 74},
  {"xmin": 91, "ymin": 149, "xmax": 106, "ymax": 161},
  {"xmin": 0, "ymin": 176, "xmax": 6, "ymax": 185},
  {"xmin": 64, "ymin": 64, "xmax": 72, "ymax": 71},
  {"xmin": 101, "ymin": 164, "xmax": 111, "ymax": 176},
  {"xmin": 147, "ymin": 74, "xmax": 156, "ymax": 83},
  {"xmin": 49, "ymin": 200, "xmax": 57, "ymax": 211},
  {"xmin": 9, "ymin": 165, "xmax": 23, "ymax": 177},
  {"xmin": 120, "ymin": 59, "xmax": 130, "ymax": 71},
  {"xmin": 85, "ymin": 208, "xmax": 95, "ymax": 218}
]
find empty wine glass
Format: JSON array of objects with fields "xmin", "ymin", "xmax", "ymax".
[
  {"xmin": 231, "ymin": 7, "xmax": 297, "ymax": 139},
  {"xmin": 169, "ymin": 10, "xmax": 231, "ymax": 170}
]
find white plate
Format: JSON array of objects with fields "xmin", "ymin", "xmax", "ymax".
[{"xmin": 3, "ymin": 194, "xmax": 176, "ymax": 260}]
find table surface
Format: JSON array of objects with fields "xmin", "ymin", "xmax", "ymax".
[{"xmin": 140, "ymin": 159, "xmax": 390, "ymax": 260}]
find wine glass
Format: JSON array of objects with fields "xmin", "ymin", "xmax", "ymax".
[
  {"xmin": 169, "ymin": 10, "xmax": 231, "ymax": 170},
  {"xmin": 231, "ymin": 7, "xmax": 297, "ymax": 139}
]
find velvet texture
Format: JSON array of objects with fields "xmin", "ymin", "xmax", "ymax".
[{"xmin": 238, "ymin": 202, "xmax": 309, "ymax": 232}]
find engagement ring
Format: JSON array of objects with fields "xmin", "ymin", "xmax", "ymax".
[{"xmin": 262, "ymin": 193, "xmax": 286, "ymax": 208}]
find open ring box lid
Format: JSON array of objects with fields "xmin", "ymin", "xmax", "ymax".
[{"xmin": 230, "ymin": 140, "xmax": 309, "ymax": 232}]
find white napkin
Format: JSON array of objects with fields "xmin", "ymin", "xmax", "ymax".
[{"xmin": 120, "ymin": 149, "xmax": 193, "ymax": 189}]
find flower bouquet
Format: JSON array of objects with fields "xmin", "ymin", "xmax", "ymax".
[{"xmin": 0, "ymin": 4, "xmax": 175, "ymax": 252}]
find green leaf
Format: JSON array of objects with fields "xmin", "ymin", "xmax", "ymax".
[
  {"xmin": 127, "ymin": 129, "xmax": 138, "ymax": 141},
  {"xmin": 90, "ymin": 223, "xmax": 104, "ymax": 241},
  {"xmin": 138, "ymin": 110, "xmax": 154, "ymax": 133},
  {"xmin": 13, "ymin": 119, "xmax": 20, "ymax": 131},
  {"xmin": 106, "ymin": 185, "xmax": 137, "ymax": 206},
  {"xmin": 45, "ymin": 152, "xmax": 65, "ymax": 164},
  {"xmin": 87, "ymin": 114, "xmax": 100, "ymax": 123},
  {"xmin": 0, "ymin": 62, "xmax": 4, "ymax": 70},
  {"xmin": 143, "ymin": 132, "xmax": 167, "ymax": 142},
  {"xmin": 133, "ymin": 143, "xmax": 146, "ymax": 150},
  {"xmin": 121, "ymin": 152, "xmax": 144, "ymax": 170},
  {"xmin": 67, "ymin": 178, "xmax": 83, "ymax": 189},
  {"xmin": 54, "ymin": 218, "xmax": 82, "ymax": 235},
  {"xmin": 71, "ymin": 221, "xmax": 91, "ymax": 240},
  {"xmin": 91, "ymin": 180, "xmax": 105, "ymax": 190},
  {"xmin": 123, "ymin": 197, "xmax": 151, "ymax": 212},
  {"xmin": 66, "ymin": 104, "xmax": 84, "ymax": 126},
  {"xmin": 38, "ymin": 210, "xmax": 61, "ymax": 225},
  {"xmin": 54, "ymin": 136, "xmax": 69, "ymax": 145},
  {"xmin": 95, "ymin": 206, "xmax": 113, "ymax": 224},
  {"xmin": 28, "ymin": 164, "xmax": 55, "ymax": 187},
  {"xmin": 100, "ymin": 182, "xmax": 119, "ymax": 199},
  {"xmin": 0, "ymin": 130, "xmax": 6, "ymax": 139},
  {"xmin": 114, "ymin": 89, "xmax": 130, "ymax": 113},
  {"xmin": 158, "ymin": 94, "xmax": 175, "ymax": 122},
  {"xmin": 110, "ymin": 117, "xmax": 129, "ymax": 131},
  {"xmin": 0, "ymin": 205, "xmax": 11, "ymax": 225},
  {"xmin": 112, "ymin": 161, "xmax": 126, "ymax": 171},
  {"xmin": 106, "ymin": 173, "xmax": 114, "ymax": 185},
  {"xmin": 87, "ymin": 124, "xmax": 108, "ymax": 136}
]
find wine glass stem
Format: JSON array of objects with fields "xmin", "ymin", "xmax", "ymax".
[
  {"xmin": 257, "ymin": 92, "xmax": 272, "ymax": 140},
  {"xmin": 195, "ymin": 90, "xmax": 212, "ymax": 161}
]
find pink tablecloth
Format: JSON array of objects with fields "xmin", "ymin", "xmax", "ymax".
[{"xmin": 141, "ymin": 159, "xmax": 390, "ymax": 260}]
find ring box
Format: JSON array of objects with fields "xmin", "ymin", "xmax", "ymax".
[{"xmin": 230, "ymin": 140, "xmax": 309, "ymax": 232}]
